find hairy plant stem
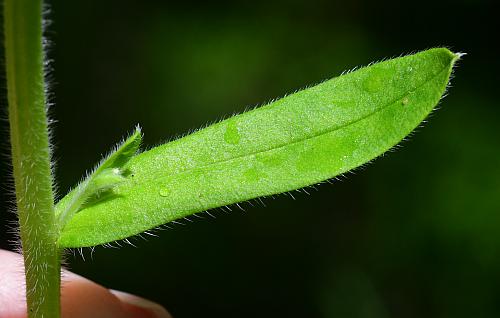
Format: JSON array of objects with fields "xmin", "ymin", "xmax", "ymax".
[{"xmin": 4, "ymin": 0, "xmax": 61, "ymax": 317}]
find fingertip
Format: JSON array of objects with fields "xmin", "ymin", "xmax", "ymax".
[
  {"xmin": 0, "ymin": 249, "xmax": 171, "ymax": 318},
  {"xmin": 61, "ymin": 275, "xmax": 125, "ymax": 318},
  {"xmin": 62, "ymin": 275, "xmax": 171, "ymax": 318},
  {"xmin": 0, "ymin": 250, "xmax": 29, "ymax": 317},
  {"xmin": 110, "ymin": 290, "xmax": 172, "ymax": 318}
]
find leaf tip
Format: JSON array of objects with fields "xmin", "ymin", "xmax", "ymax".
[
  {"xmin": 435, "ymin": 47, "xmax": 465, "ymax": 66},
  {"xmin": 453, "ymin": 52, "xmax": 467, "ymax": 64},
  {"xmin": 133, "ymin": 123, "xmax": 143, "ymax": 138}
]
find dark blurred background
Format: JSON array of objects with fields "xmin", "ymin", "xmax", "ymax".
[{"xmin": 1, "ymin": 0, "xmax": 499, "ymax": 317}]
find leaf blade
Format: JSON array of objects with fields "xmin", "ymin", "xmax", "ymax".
[{"xmin": 58, "ymin": 48, "xmax": 460, "ymax": 247}]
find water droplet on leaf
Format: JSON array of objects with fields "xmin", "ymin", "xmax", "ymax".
[{"xmin": 159, "ymin": 188, "xmax": 170, "ymax": 197}]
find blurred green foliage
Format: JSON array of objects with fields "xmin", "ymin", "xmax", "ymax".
[{"xmin": 1, "ymin": 0, "xmax": 498, "ymax": 317}]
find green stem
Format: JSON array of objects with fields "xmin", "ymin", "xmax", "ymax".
[{"xmin": 4, "ymin": 0, "xmax": 61, "ymax": 317}]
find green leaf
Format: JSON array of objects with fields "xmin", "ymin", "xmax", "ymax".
[
  {"xmin": 56, "ymin": 127, "xmax": 142, "ymax": 231},
  {"xmin": 57, "ymin": 48, "xmax": 460, "ymax": 248}
]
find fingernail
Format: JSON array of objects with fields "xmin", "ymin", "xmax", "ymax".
[{"xmin": 110, "ymin": 290, "xmax": 171, "ymax": 318}]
